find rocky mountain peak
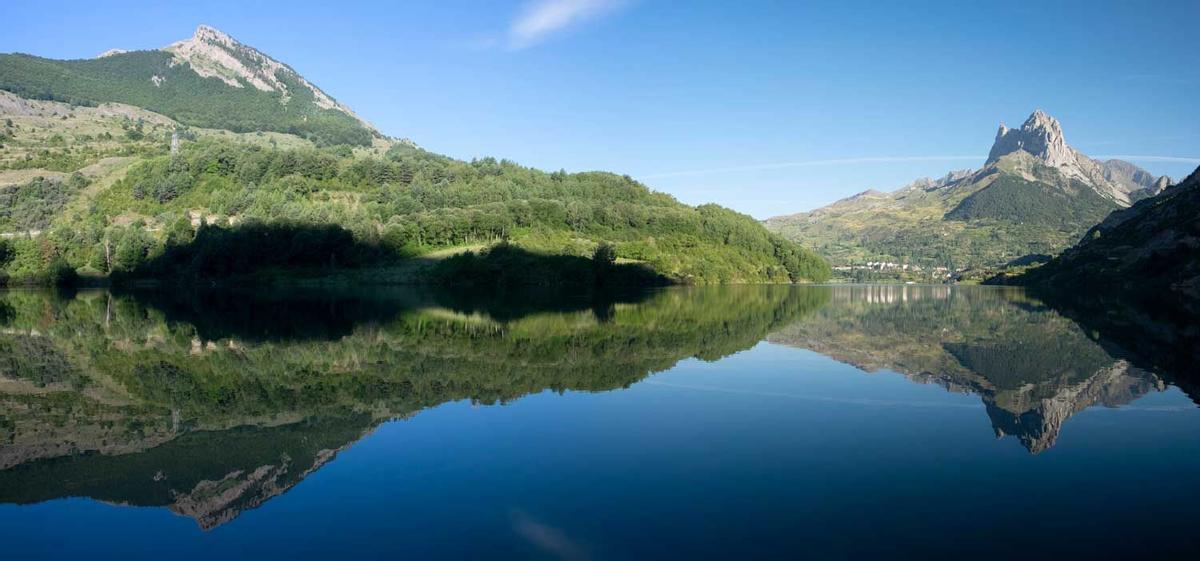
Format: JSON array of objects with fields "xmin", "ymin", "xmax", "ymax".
[
  {"xmin": 192, "ymin": 24, "xmax": 236, "ymax": 47},
  {"xmin": 987, "ymin": 109, "xmax": 1073, "ymax": 168},
  {"xmin": 1101, "ymin": 159, "xmax": 1171, "ymax": 198},
  {"xmin": 1023, "ymin": 109, "xmax": 1061, "ymax": 134},
  {"xmin": 162, "ymin": 25, "xmax": 374, "ymax": 131},
  {"xmin": 1152, "ymin": 175, "xmax": 1171, "ymax": 191},
  {"xmin": 164, "ymin": 24, "xmax": 306, "ymax": 95}
]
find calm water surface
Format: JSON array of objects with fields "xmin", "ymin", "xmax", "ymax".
[{"xmin": 0, "ymin": 285, "xmax": 1197, "ymax": 559}]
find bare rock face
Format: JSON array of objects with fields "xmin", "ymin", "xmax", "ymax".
[
  {"xmin": 987, "ymin": 110, "xmax": 1075, "ymax": 168},
  {"xmin": 984, "ymin": 360, "xmax": 1161, "ymax": 453},
  {"xmin": 979, "ymin": 110, "xmax": 1166, "ymax": 205},
  {"xmin": 1136, "ymin": 174, "xmax": 1174, "ymax": 200},
  {"xmin": 1152, "ymin": 175, "xmax": 1172, "ymax": 192},
  {"xmin": 1102, "ymin": 159, "xmax": 1173, "ymax": 202},
  {"xmin": 162, "ymin": 25, "xmax": 373, "ymax": 130},
  {"xmin": 1102, "ymin": 159, "xmax": 1159, "ymax": 191}
]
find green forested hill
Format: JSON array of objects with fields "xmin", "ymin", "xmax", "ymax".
[
  {"xmin": 0, "ymin": 80, "xmax": 827, "ymax": 285},
  {"xmin": 75, "ymin": 139, "xmax": 828, "ymax": 284},
  {"xmin": 0, "ymin": 130, "xmax": 829, "ymax": 285}
]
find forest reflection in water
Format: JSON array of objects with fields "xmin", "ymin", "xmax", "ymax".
[{"xmin": 0, "ymin": 284, "xmax": 1194, "ymax": 531}]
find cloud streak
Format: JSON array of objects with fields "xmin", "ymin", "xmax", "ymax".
[
  {"xmin": 1093, "ymin": 154, "xmax": 1200, "ymax": 164},
  {"xmin": 508, "ymin": 0, "xmax": 627, "ymax": 50},
  {"xmin": 639, "ymin": 156, "xmax": 984, "ymax": 180},
  {"xmin": 640, "ymin": 153, "xmax": 1200, "ymax": 180}
]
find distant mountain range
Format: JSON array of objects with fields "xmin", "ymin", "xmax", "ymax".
[{"xmin": 765, "ymin": 110, "xmax": 1171, "ymax": 273}]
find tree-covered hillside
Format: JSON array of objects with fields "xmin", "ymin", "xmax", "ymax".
[
  {"xmin": 944, "ymin": 169, "xmax": 1116, "ymax": 229},
  {"xmin": 70, "ymin": 140, "xmax": 828, "ymax": 284},
  {"xmin": 999, "ymin": 165, "xmax": 1200, "ymax": 301},
  {"xmin": 0, "ymin": 112, "xmax": 829, "ymax": 285}
]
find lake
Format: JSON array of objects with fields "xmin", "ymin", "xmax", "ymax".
[{"xmin": 0, "ymin": 285, "xmax": 1197, "ymax": 560}]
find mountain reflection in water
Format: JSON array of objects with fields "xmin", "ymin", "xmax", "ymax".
[
  {"xmin": 768, "ymin": 285, "xmax": 1178, "ymax": 453},
  {"xmin": 0, "ymin": 284, "xmax": 1194, "ymax": 531}
]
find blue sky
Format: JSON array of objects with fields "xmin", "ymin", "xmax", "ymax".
[{"xmin": 4, "ymin": 0, "xmax": 1198, "ymax": 217}]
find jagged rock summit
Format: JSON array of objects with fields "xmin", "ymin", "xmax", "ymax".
[
  {"xmin": 983, "ymin": 109, "xmax": 1169, "ymax": 204},
  {"xmin": 162, "ymin": 25, "xmax": 372, "ymax": 130},
  {"xmin": 988, "ymin": 109, "xmax": 1074, "ymax": 168},
  {"xmin": 0, "ymin": 24, "xmax": 384, "ymax": 145},
  {"xmin": 764, "ymin": 109, "xmax": 1174, "ymax": 270}
]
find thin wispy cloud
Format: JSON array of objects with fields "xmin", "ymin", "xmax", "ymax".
[
  {"xmin": 639, "ymin": 156, "xmax": 985, "ymax": 180},
  {"xmin": 1119, "ymin": 73, "xmax": 1199, "ymax": 85},
  {"xmin": 641, "ymin": 153, "xmax": 1200, "ymax": 180},
  {"xmin": 1094, "ymin": 154, "xmax": 1200, "ymax": 164},
  {"xmin": 642, "ymin": 381, "xmax": 1195, "ymax": 412},
  {"xmin": 642, "ymin": 381, "xmax": 982, "ymax": 410},
  {"xmin": 507, "ymin": 0, "xmax": 628, "ymax": 50}
]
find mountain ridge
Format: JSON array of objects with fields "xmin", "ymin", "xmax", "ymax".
[
  {"xmin": 998, "ymin": 165, "xmax": 1200, "ymax": 300},
  {"xmin": 764, "ymin": 110, "xmax": 1170, "ymax": 274},
  {"xmin": 162, "ymin": 25, "xmax": 375, "ymax": 132},
  {"xmin": 0, "ymin": 25, "xmax": 380, "ymax": 146}
]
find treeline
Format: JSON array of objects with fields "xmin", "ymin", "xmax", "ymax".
[
  {"xmin": 0, "ymin": 285, "xmax": 832, "ymax": 429},
  {"xmin": 114, "ymin": 221, "xmax": 665, "ymax": 289},
  {"xmin": 432, "ymin": 242, "xmax": 669, "ymax": 287},
  {"xmin": 75, "ymin": 139, "xmax": 828, "ymax": 283},
  {"xmin": 2, "ymin": 136, "xmax": 829, "ymax": 285}
]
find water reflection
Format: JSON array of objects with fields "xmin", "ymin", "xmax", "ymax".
[
  {"xmin": 0, "ymin": 286, "xmax": 826, "ymax": 528},
  {"xmin": 0, "ymin": 284, "xmax": 1194, "ymax": 531},
  {"xmin": 768, "ymin": 285, "xmax": 1183, "ymax": 452}
]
